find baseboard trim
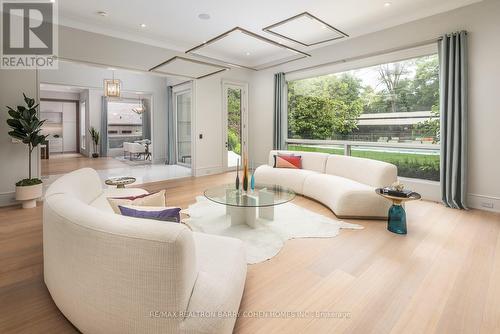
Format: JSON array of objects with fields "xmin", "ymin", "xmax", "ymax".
[
  {"xmin": 468, "ymin": 193, "xmax": 500, "ymax": 213},
  {"xmin": 194, "ymin": 166, "xmax": 224, "ymax": 177},
  {"xmin": 0, "ymin": 191, "xmax": 16, "ymax": 207}
]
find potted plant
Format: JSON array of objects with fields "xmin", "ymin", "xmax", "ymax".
[
  {"xmin": 6, "ymin": 94, "xmax": 47, "ymax": 209},
  {"xmin": 89, "ymin": 127, "xmax": 100, "ymax": 158}
]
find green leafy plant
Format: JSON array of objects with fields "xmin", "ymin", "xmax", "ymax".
[
  {"xmin": 6, "ymin": 93, "xmax": 47, "ymax": 185},
  {"xmin": 227, "ymin": 129, "xmax": 241, "ymax": 155},
  {"xmin": 89, "ymin": 127, "xmax": 100, "ymax": 157}
]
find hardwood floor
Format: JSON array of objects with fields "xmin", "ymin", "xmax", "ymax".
[
  {"xmin": 1, "ymin": 172, "xmax": 499, "ymax": 333},
  {"xmin": 41, "ymin": 154, "xmax": 127, "ymax": 176}
]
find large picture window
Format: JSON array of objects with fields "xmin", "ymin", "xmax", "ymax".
[{"xmin": 287, "ymin": 54, "xmax": 440, "ymax": 181}]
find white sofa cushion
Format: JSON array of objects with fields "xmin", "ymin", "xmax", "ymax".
[
  {"xmin": 303, "ymin": 173, "xmax": 391, "ymax": 218},
  {"xmin": 268, "ymin": 150, "xmax": 329, "ymax": 173},
  {"xmin": 183, "ymin": 232, "xmax": 247, "ymax": 333},
  {"xmin": 90, "ymin": 187, "xmax": 149, "ymax": 213},
  {"xmin": 106, "ymin": 189, "xmax": 166, "ymax": 214},
  {"xmin": 45, "ymin": 167, "xmax": 103, "ymax": 204},
  {"xmin": 254, "ymin": 165, "xmax": 317, "ymax": 194},
  {"xmin": 325, "ymin": 154, "xmax": 397, "ymax": 188}
]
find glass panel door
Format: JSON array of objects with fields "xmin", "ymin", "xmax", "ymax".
[
  {"xmin": 223, "ymin": 82, "xmax": 247, "ymax": 170},
  {"xmin": 176, "ymin": 91, "xmax": 192, "ymax": 167},
  {"xmin": 80, "ymin": 101, "xmax": 86, "ymax": 151},
  {"xmin": 226, "ymin": 87, "xmax": 242, "ymax": 168}
]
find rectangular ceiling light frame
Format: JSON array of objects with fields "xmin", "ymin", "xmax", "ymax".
[
  {"xmin": 185, "ymin": 27, "xmax": 311, "ymax": 71},
  {"xmin": 149, "ymin": 56, "xmax": 229, "ymax": 79},
  {"xmin": 263, "ymin": 12, "xmax": 349, "ymax": 47}
]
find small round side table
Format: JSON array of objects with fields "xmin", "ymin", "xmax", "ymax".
[
  {"xmin": 375, "ymin": 189, "xmax": 421, "ymax": 235},
  {"xmin": 105, "ymin": 176, "xmax": 136, "ymax": 189}
]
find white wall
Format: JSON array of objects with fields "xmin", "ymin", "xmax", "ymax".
[
  {"xmin": 0, "ymin": 70, "xmax": 39, "ymax": 205},
  {"xmin": 0, "ymin": 24, "xmax": 253, "ymax": 205},
  {"xmin": 40, "ymin": 91, "xmax": 80, "ymax": 100},
  {"xmin": 248, "ymin": 0, "xmax": 500, "ymax": 212},
  {"xmin": 39, "ymin": 61, "xmax": 168, "ymax": 162},
  {"xmin": 194, "ymin": 69, "xmax": 252, "ymax": 176}
]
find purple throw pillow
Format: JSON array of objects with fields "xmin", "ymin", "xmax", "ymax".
[{"xmin": 118, "ymin": 205, "xmax": 181, "ymax": 223}]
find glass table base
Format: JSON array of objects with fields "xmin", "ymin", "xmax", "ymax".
[
  {"xmin": 226, "ymin": 205, "xmax": 275, "ymax": 228},
  {"xmin": 387, "ymin": 204, "xmax": 407, "ymax": 235}
]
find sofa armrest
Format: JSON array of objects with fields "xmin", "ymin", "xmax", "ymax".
[{"xmin": 43, "ymin": 195, "xmax": 198, "ymax": 333}]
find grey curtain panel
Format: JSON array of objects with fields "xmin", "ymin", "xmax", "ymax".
[
  {"xmin": 142, "ymin": 98, "xmax": 151, "ymax": 140},
  {"xmin": 439, "ymin": 31, "xmax": 468, "ymax": 209},
  {"xmin": 100, "ymin": 96, "xmax": 108, "ymax": 157},
  {"xmin": 273, "ymin": 72, "xmax": 286, "ymax": 150},
  {"xmin": 166, "ymin": 86, "xmax": 176, "ymax": 164}
]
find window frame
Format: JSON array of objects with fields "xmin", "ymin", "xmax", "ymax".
[{"xmin": 285, "ymin": 43, "xmax": 440, "ymax": 182}]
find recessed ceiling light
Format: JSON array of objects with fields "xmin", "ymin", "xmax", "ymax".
[
  {"xmin": 198, "ymin": 13, "xmax": 210, "ymax": 20},
  {"xmin": 245, "ymin": 52, "xmax": 251, "ymax": 56},
  {"xmin": 384, "ymin": 2, "xmax": 392, "ymax": 7},
  {"xmin": 97, "ymin": 11, "xmax": 108, "ymax": 17},
  {"xmin": 140, "ymin": 23, "xmax": 147, "ymax": 28}
]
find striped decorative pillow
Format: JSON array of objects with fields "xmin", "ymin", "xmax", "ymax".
[{"xmin": 274, "ymin": 154, "xmax": 302, "ymax": 169}]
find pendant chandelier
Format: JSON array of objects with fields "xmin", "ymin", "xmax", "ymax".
[
  {"xmin": 104, "ymin": 70, "xmax": 121, "ymax": 98},
  {"xmin": 132, "ymin": 98, "xmax": 146, "ymax": 114}
]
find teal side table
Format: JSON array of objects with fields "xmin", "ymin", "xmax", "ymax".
[{"xmin": 375, "ymin": 189, "xmax": 421, "ymax": 235}]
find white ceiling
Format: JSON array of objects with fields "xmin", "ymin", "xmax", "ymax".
[{"xmin": 58, "ymin": 0, "xmax": 481, "ymax": 66}]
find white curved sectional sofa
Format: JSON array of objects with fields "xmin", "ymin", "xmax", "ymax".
[
  {"xmin": 254, "ymin": 150, "xmax": 398, "ymax": 219},
  {"xmin": 43, "ymin": 168, "xmax": 246, "ymax": 334}
]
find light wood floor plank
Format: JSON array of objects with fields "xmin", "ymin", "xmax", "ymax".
[{"xmin": 0, "ymin": 172, "xmax": 499, "ymax": 334}]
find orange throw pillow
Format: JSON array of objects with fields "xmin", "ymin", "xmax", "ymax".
[{"xmin": 274, "ymin": 155, "xmax": 302, "ymax": 169}]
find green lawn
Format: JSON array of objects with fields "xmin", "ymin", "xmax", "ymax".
[{"xmin": 288, "ymin": 144, "xmax": 440, "ymax": 181}]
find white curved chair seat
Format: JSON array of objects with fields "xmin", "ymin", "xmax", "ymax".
[
  {"xmin": 254, "ymin": 151, "xmax": 398, "ymax": 219},
  {"xmin": 43, "ymin": 168, "xmax": 246, "ymax": 334}
]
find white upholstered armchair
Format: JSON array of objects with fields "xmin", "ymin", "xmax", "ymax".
[{"xmin": 43, "ymin": 168, "xmax": 247, "ymax": 333}]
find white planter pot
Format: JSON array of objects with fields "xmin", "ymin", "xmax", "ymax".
[{"xmin": 16, "ymin": 183, "xmax": 43, "ymax": 209}]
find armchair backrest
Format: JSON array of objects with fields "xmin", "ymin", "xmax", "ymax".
[{"xmin": 43, "ymin": 168, "xmax": 198, "ymax": 333}]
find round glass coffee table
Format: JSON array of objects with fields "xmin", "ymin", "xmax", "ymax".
[{"xmin": 204, "ymin": 184, "xmax": 295, "ymax": 228}]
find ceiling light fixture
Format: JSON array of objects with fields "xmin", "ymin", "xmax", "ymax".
[
  {"xmin": 132, "ymin": 97, "xmax": 145, "ymax": 114},
  {"xmin": 245, "ymin": 52, "xmax": 251, "ymax": 56},
  {"xmin": 198, "ymin": 13, "xmax": 210, "ymax": 20},
  {"xmin": 140, "ymin": 23, "xmax": 147, "ymax": 28},
  {"xmin": 104, "ymin": 71, "xmax": 121, "ymax": 98},
  {"xmin": 97, "ymin": 11, "xmax": 108, "ymax": 17},
  {"xmin": 384, "ymin": 2, "xmax": 392, "ymax": 7}
]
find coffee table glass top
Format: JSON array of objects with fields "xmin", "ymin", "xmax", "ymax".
[{"xmin": 204, "ymin": 184, "xmax": 295, "ymax": 208}]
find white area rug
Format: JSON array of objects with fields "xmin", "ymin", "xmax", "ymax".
[{"xmin": 182, "ymin": 196, "xmax": 363, "ymax": 264}]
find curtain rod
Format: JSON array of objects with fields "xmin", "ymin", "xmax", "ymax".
[{"xmin": 284, "ymin": 37, "xmax": 441, "ymax": 75}]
